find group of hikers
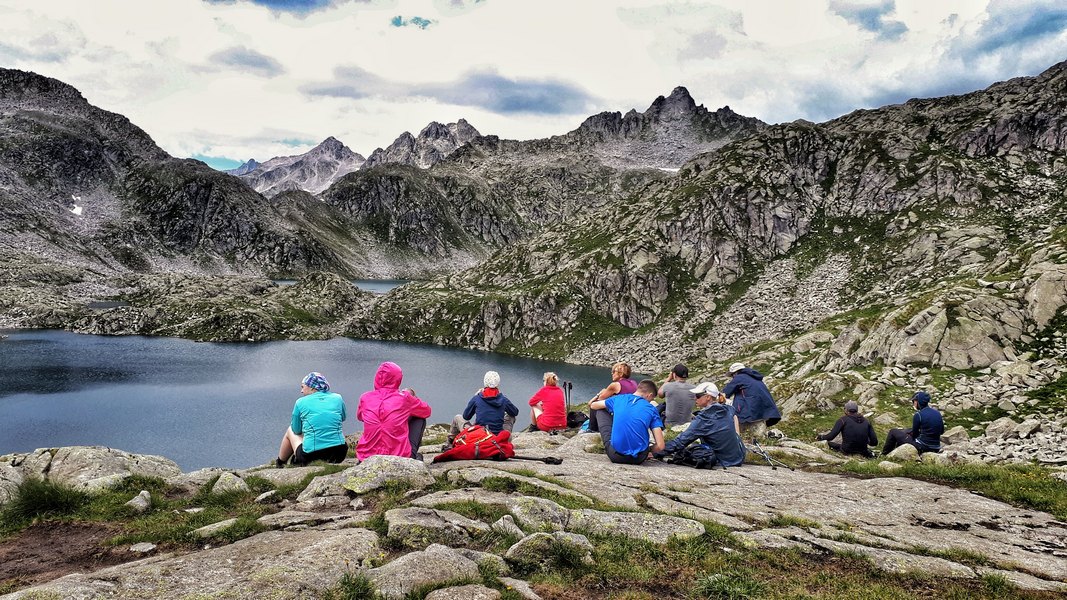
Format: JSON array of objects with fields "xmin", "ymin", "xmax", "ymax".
[{"xmin": 276, "ymin": 360, "xmax": 946, "ymax": 470}]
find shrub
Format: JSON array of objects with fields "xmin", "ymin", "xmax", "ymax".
[{"xmin": 2, "ymin": 478, "xmax": 91, "ymax": 526}]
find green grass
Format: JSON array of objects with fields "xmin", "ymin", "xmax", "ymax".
[
  {"xmin": 832, "ymin": 461, "xmax": 1067, "ymax": 520},
  {"xmin": 433, "ymin": 500, "xmax": 511, "ymax": 525},
  {"xmin": 0, "ymin": 478, "xmax": 92, "ymax": 531}
]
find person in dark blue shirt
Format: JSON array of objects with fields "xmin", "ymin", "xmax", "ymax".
[
  {"xmin": 882, "ymin": 391, "xmax": 944, "ymax": 455},
  {"xmin": 722, "ymin": 362, "xmax": 781, "ymax": 441},
  {"xmin": 588, "ymin": 379, "xmax": 665, "ymax": 465}
]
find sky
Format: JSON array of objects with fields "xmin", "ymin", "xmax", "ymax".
[{"xmin": 2, "ymin": 0, "xmax": 1066, "ymax": 170}]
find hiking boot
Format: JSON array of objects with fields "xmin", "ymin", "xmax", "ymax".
[
  {"xmin": 275, "ymin": 457, "xmax": 286, "ymax": 469},
  {"xmin": 414, "ymin": 452, "xmax": 424, "ymax": 462},
  {"xmin": 526, "ymin": 424, "xmax": 539, "ymax": 433}
]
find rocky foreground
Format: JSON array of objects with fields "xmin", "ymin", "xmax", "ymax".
[{"xmin": 1, "ymin": 433, "xmax": 1065, "ymax": 599}]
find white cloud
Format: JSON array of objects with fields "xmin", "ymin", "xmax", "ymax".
[{"xmin": 1, "ymin": 0, "xmax": 1064, "ymax": 166}]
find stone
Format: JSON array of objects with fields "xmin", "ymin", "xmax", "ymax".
[
  {"xmin": 9, "ymin": 529, "xmax": 380, "ymax": 599},
  {"xmin": 239, "ymin": 465, "xmax": 325, "ymax": 487},
  {"xmin": 941, "ymin": 426, "xmax": 970, "ymax": 445},
  {"xmin": 125, "ymin": 490, "xmax": 152, "ymax": 514},
  {"xmin": 500, "ymin": 577, "xmax": 543, "ymax": 600},
  {"xmin": 255, "ymin": 511, "xmax": 348, "ymax": 529},
  {"xmin": 297, "ymin": 467, "xmax": 359, "ymax": 501},
  {"xmin": 735, "ymin": 527, "xmax": 811, "ymax": 550},
  {"xmin": 985, "ymin": 417, "xmax": 1020, "ymax": 439},
  {"xmin": 128, "ymin": 542, "xmax": 157, "ymax": 553},
  {"xmin": 0, "ymin": 463, "xmax": 25, "ymax": 508},
  {"xmin": 211, "ymin": 472, "xmax": 250, "ymax": 494},
  {"xmin": 191, "ymin": 518, "xmax": 237, "ymax": 539},
  {"xmin": 975, "ymin": 567, "xmax": 1067, "ymax": 592},
  {"xmin": 413, "ymin": 488, "xmax": 515, "ymax": 509},
  {"xmin": 254, "ymin": 490, "xmax": 277, "ymax": 504},
  {"xmin": 166, "ymin": 467, "xmax": 228, "ymax": 494},
  {"xmin": 886, "ymin": 444, "xmax": 919, "ymax": 462},
  {"xmin": 290, "ymin": 495, "xmax": 354, "ymax": 512},
  {"xmin": 504, "ymin": 532, "xmax": 594, "ymax": 569},
  {"xmin": 997, "ymin": 399, "xmax": 1017, "ymax": 412},
  {"xmin": 445, "ymin": 466, "xmax": 591, "ymax": 501},
  {"xmin": 368, "ymin": 543, "xmax": 480, "ymax": 599},
  {"xmin": 425, "ymin": 584, "xmax": 501, "ymax": 600},
  {"xmin": 384, "ymin": 507, "xmax": 490, "ymax": 548},
  {"xmin": 491, "ymin": 514, "xmax": 525, "ymax": 538},
  {"xmin": 878, "ymin": 461, "xmax": 903, "ymax": 472},
  {"xmin": 46, "ymin": 446, "xmax": 182, "ymax": 491},
  {"xmin": 453, "ymin": 548, "xmax": 511, "ymax": 576},
  {"xmin": 568, "ymin": 509, "xmax": 705, "ymax": 544},
  {"xmin": 505, "ymin": 496, "xmax": 571, "ymax": 531},
  {"xmin": 874, "ymin": 413, "xmax": 898, "ymax": 426},
  {"xmin": 1015, "ymin": 419, "xmax": 1042, "ymax": 438},
  {"xmin": 343, "ymin": 455, "xmax": 434, "ymax": 495},
  {"xmin": 806, "ymin": 537, "xmax": 975, "ymax": 578}
]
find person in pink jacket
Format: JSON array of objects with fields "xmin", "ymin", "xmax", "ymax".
[{"xmin": 356, "ymin": 362, "xmax": 432, "ymax": 461}]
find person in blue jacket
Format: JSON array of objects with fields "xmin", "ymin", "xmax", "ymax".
[
  {"xmin": 882, "ymin": 391, "xmax": 944, "ymax": 455},
  {"xmin": 722, "ymin": 362, "xmax": 781, "ymax": 441},
  {"xmin": 654, "ymin": 382, "xmax": 746, "ymax": 468},
  {"xmin": 588, "ymin": 378, "xmax": 665, "ymax": 464},
  {"xmin": 447, "ymin": 371, "xmax": 520, "ymax": 447},
  {"xmin": 276, "ymin": 372, "xmax": 348, "ymax": 467}
]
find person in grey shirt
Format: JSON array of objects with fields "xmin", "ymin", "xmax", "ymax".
[{"xmin": 657, "ymin": 364, "xmax": 697, "ymax": 427}]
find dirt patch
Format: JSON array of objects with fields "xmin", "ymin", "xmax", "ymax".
[{"xmin": 0, "ymin": 521, "xmax": 141, "ymax": 592}]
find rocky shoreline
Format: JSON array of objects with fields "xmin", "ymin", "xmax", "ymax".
[{"xmin": 1, "ymin": 435, "xmax": 1066, "ymax": 599}]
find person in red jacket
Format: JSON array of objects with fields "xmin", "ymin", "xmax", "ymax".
[{"xmin": 528, "ymin": 371, "xmax": 567, "ymax": 432}]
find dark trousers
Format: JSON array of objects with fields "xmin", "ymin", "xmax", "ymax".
[
  {"xmin": 591, "ymin": 408, "xmax": 649, "ymax": 465},
  {"xmin": 408, "ymin": 417, "xmax": 427, "ymax": 458},
  {"xmin": 882, "ymin": 429, "xmax": 939, "ymax": 455},
  {"xmin": 828, "ymin": 441, "xmax": 874, "ymax": 458}
]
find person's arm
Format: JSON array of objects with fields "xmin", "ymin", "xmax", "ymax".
[
  {"xmin": 909, "ymin": 412, "xmax": 921, "ymax": 439},
  {"xmin": 817, "ymin": 417, "xmax": 844, "ymax": 441},
  {"xmin": 528, "ymin": 388, "xmax": 544, "ymax": 407},
  {"xmin": 462, "ymin": 396, "xmax": 478, "ymax": 420},
  {"xmin": 867, "ymin": 421, "xmax": 878, "ymax": 446},
  {"xmin": 594, "ymin": 381, "xmax": 622, "ymax": 401},
  {"xmin": 340, "ymin": 400, "xmax": 347, "ymax": 423},
  {"xmin": 650, "ymin": 428, "xmax": 665, "ymax": 454},
  {"xmin": 721, "ymin": 379, "xmax": 740, "ymax": 398},
  {"xmin": 657, "ymin": 376, "xmax": 671, "ymax": 398},
  {"xmin": 589, "ymin": 399, "xmax": 607, "ymax": 410},
  {"xmin": 503, "ymin": 395, "xmax": 519, "ymax": 417},
  {"xmin": 733, "ymin": 415, "xmax": 741, "ymax": 435},
  {"xmin": 291, "ymin": 402, "xmax": 303, "ymax": 435},
  {"xmin": 664, "ymin": 412, "xmax": 705, "ymax": 452},
  {"xmin": 406, "ymin": 391, "xmax": 432, "ymax": 419}
]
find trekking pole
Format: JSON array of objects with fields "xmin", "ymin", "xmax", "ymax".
[{"xmin": 510, "ymin": 455, "xmax": 564, "ymax": 465}]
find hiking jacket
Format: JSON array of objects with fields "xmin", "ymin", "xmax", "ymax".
[
  {"xmin": 529, "ymin": 385, "xmax": 567, "ymax": 430},
  {"xmin": 664, "ymin": 403, "xmax": 746, "ymax": 467},
  {"xmin": 910, "ymin": 406, "xmax": 944, "ymax": 451},
  {"xmin": 722, "ymin": 368, "xmax": 782, "ymax": 425},
  {"xmin": 355, "ymin": 362, "xmax": 432, "ymax": 461},
  {"xmin": 463, "ymin": 389, "xmax": 519, "ymax": 434},
  {"xmin": 818, "ymin": 414, "xmax": 878, "ymax": 456}
]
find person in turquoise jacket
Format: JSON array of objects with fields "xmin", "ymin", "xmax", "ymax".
[{"xmin": 276, "ymin": 372, "xmax": 348, "ymax": 467}]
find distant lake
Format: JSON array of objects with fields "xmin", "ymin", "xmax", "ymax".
[
  {"xmin": 0, "ymin": 330, "xmax": 625, "ymax": 470},
  {"xmin": 272, "ymin": 279, "xmax": 411, "ymax": 294}
]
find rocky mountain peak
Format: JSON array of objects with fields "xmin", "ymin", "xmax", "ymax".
[
  {"xmin": 648, "ymin": 86, "xmax": 698, "ymax": 116},
  {"xmin": 224, "ymin": 158, "xmax": 260, "ymax": 176},
  {"xmin": 235, "ymin": 136, "xmax": 365, "ymax": 197},
  {"xmin": 363, "ymin": 120, "xmax": 481, "ymax": 170}
]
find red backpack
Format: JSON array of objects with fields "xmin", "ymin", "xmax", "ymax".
[{"xmin": 432, "ymin": 425, "xmax": 515, "ymax": 462}]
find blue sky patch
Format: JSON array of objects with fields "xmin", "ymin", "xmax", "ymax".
[
  {"xmin": 829, "ymin": 0, "xmax": 908, "ymax": 40},
  {"xmin": 192, "ymin": 154, "xmax": 244, "ymax": 170},
  {"xmin": 391, "ymin": 15, "xmax": 435, "ymax": 29}
]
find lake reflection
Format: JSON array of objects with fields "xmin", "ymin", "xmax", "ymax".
[{"xmin": 0, "ymin": 330, "xmax": 621, "ymax": 470}]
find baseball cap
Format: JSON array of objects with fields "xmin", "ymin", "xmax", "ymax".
[{"xmin": 689, "ymin": 382, "xmax": 720, "ymax": 396}]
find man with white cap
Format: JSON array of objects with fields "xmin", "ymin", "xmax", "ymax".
[
  {"xmin": 653, "ymin": 381, "xmax": 746, "ymax": 468},
  {"xmin": 722, "ymin": 362, "xmax": 781, "ymax": 441}
]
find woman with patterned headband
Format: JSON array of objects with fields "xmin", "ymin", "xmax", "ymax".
[{"xmin": 276, "ymin": 372, "xmax": 348, "ymax": 467}]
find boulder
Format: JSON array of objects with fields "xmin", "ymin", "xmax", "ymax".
[
  {"xmin": 255, "ymin": 511, "xmax": 348, "ymax": 530},
  {"xmin": 191, "ymin": 518, "xmax": 238, "ymax": 539},
  {"xmin": 128, "ymin": 542, "xmax": 157, "ymax": 553},
  {"xmin": 125, "ymin": 490, "xmax": 152, "ymax": 514},
  {"xmin": 368, "ymin": 543, "xmax": 480, "ymax": 599},
  {"xmin": 453, "ymin": 548, "xmax": 511, "ymax": 576},
  {"xmin": 384, "ymin": 507, "xmax": 490, "ymax": 548},
  {"xmin": 46, "ymin": 446, "xmax": 182, "ymax": 491},
  {"xmin": 568, "ymin": 509, "xmax": 705, "ymax": 543},
  {"xmin": 1015, "ymin": 419, "xmax": 1042, "ymax": 438},
  {"xmin": 491, "ymin": 515, "xmax": 525, "ymax": 538},
  {"xmin": 0, "ymin": 463, "xmax": 25, "ymax": 507},
  {"xmin": 211, "ymin": 472, "xmax": 250, "ymax": 494},
  {"xmin": 166, "ymin": 467, "xmax": 228, "ymax": 494},
  {"xmin": 6, "ymin": 528, "xmax": 380, "ymax": 599},
  {"xmin": 297, "ymin": 467, "xmax": 358, "ymax": 501},
  {"xmin": 985, "ymin": 417, "xmax": 1020, "ymax": 439},
  {"xmin": 886, "ymin": 444, "xmax": 919, "ymax": 462},
  {"xmin": 878, "ymin": 461, "xmax": 903, "ymax": 472},
  {"xmin": 499, "ymin": 578, "xmax": 542, "ymax": 600},
  {"xmin": 941, "ymin": 426, "xmax": 970, "ymax": 446},
  {"xmin": 505, "ymin": 496, "xmax": 571, "ymax": 531},
  {"xmin": 504, "ymin": 532, "xmax": 594, "ymax": 569},
  {"xmin": 343, "ymin": 455, "xmax": 434, "ymax": 495},
  {"xmin": 240, "ymin": 465, "xmax": 325, "ymax": 487},
  {"xmin": 425, "ymin": 585, "xmax": 500, "ymax": 600}
]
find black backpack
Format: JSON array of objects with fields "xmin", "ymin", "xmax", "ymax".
[{"xmin": 566, "ymin": 411, "xmax": 588, "ymax": 429}]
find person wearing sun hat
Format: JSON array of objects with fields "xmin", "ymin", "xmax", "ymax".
[
  {"xmin": 816, "ymin": 400, "xmax": 878, "ymax": 458},
  {"xmin": 722, "ymin": 362, "xmax": 781, "ymax": 441},
  {"xmin": 276, "ymin": 371, "xmax": 348, "ymax": 467},
  {"xmin": 882, "ymin": 391, "xmax": 945, "ymax": 455}
]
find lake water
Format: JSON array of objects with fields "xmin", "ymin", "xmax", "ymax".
[{"xmin": 0, "ymin": 330, "xmax": 624, "ymax": 470}]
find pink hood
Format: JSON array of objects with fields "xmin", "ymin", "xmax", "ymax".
[{"xmin": 356, "ymin": 362, "xmax": 431, "ymax": 461}]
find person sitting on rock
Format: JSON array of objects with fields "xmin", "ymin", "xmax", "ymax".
[
  {"xmin": 722, "ymin": 362, "xmax": 782, "ymax": 441},
  {"xmin": 528, "ymin": 371, "xmax": 567, "ymax": 432},
  {"xmin": 587, "ymin": 362, "xmax": 638, "ymax": 436},
  {"xmin": 657, "ymin": 363, "xmax": 697, "ymax": 427},
  {"xmin": 816, "ymin": 400, "xmax": 878, "ymax": 458},
  {"xmin": 654, "ymin": 382, "xmax": 746, "ymax": 468},
  {"xmin": 276, "ymin": 372, "xmax": 348, "ymax": 467},
  {"xmin": 447, "ymin": 371, "xmax": 520, "ymax": 447},
  {"xmin": 882, "ymin": 391, "xmax": 944, "ymax": 456},
  {"xmin": 356, "ymin": 362, "xmax": 432, "ymax": 462},
  {"xmin": 588, "ymin": 378, "xmax": 665, "ymax": 465}
]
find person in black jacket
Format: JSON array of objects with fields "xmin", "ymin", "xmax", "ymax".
[
  {"xmin": 816, "ymin": 401, "xmax": 878, "ymax": 458},
  {"xmin": 653, "ymin": 382, "xmax": 746, "ymax": 468}
]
